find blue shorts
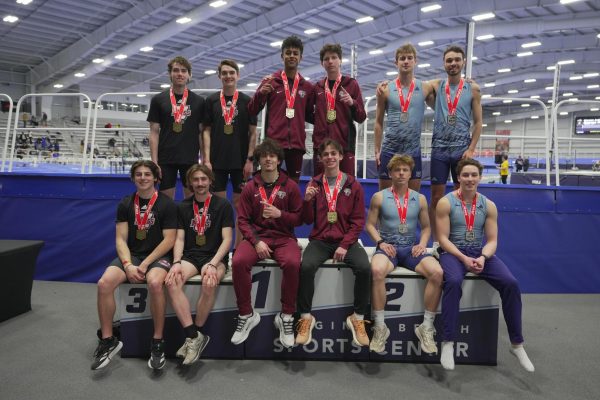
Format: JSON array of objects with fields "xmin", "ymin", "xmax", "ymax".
[
  {"xmin": 430, "ymin": 149, "xmax": 464, "ymax": 185},
  {"xmin": 375, "ymin": 245, "xmax": 432, "ymax": 271},
  {"xmin": 378, "ymin": 150, "xmax": 422, "ymax": 180}
]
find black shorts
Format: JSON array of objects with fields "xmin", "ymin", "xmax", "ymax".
[
  {"xmin": 182, "ymin": 253, "xmax": 230, "ymax": 273},
  {"xmin": 110, "ymin": 255, "xmax": 171, "ymax": 273},
  {"xmin": 159, "ymin": 163, "xmax": 194, "ymax": 191},
  {"xmin": 212, "ymin": 169, "xmax": 244, "ymax": 193}
]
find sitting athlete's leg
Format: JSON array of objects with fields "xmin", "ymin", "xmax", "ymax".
[
  {"xmin": 272, "ymin": 237, "xmax": 302, "ymax": 315},
  {"xmin": 146, "ymin": 261, "xmax": 169, "ymax": 339},
  {"xmin": 343, "ymin": 243, "xmax": 372, "ymax": 316},
  {"xmin": 370, "ymin": 253, "xmax": 395, "ymax": 312},
  {"xmin": 298, "ymin": 240, "xmax": 333, "ymax": 315},
  {"xmin": 415, "ymin": 256, "xmax": 444, "ymax": 313},
  {"xmin": 97, "ymin": 264, "xmax": 127, "ymax": 338},
  {"xmin": 195, "ymin": 261, "xmax": 227, "ymax": 327},
  {"xmin": 166, "ymin": 260, "xmax": 199, "ymax": 328},
  {"xmin": 231, "ymin": 240, "xmax": 260, "ymax": 316},
  {"xmin": 439, "ymin": 252, "xmax": 467, "ymax": 342}
]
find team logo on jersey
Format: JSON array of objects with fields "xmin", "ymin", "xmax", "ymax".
[
  {"xmin": 136, "ymin": 206, "xmax": 156, "ymax": 230},
  {"xmin": 171, "ymin": 102, "xmax": 192, "ymax": 122},
  {"xmin": 277, "ymin": 190, "xmax": 286, "ymax": 199},
  {"xmin": 190, "ymin": 210, "xmax": 212, "ymax": 232},
  {"xmin": 343, "ymin": 188, "xmax": 351, "ymax": 196},
  {"xmin": 298, "ymin": 90, "xmax": 306, "ymax": 98}
]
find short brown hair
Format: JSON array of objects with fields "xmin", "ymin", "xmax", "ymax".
[
  {"xmin": 443, "ymin": 45, "xmax": 465, "ymax": 60},
  {"xmin": 387, "ymin": 154, "xmax": 415, "ymax": 172},
  {"xmin": 130, "ymin": 160, "xmax": 160, "ymax": 180},
  {"xmin": 318, "ymin": 139, "xmax": 343, "ymax": 156},
  {"xmin": 395, "ymin": 44, "xmax": 417, "ymax": 61},
  {"xmin": 218, "ymin": 59, "xmax": 239, "ymax": 75},
  {"xmin": 186, "ymin": 164, "xmax": 214, "ymax": 187},
  {"xmin": 320, "ymin": 44, "xmax": 342, "ymax": 62},
  {"xmin": 456, "ymin": 158, "xmax": 483, "ymax": 175},
  {"xmin": 168, "ymin": 56, "xmax": 192, "ymax": 74},
  {"xmin": 254, "ymin": 138, "xmax": 284, "ymax": 161}
]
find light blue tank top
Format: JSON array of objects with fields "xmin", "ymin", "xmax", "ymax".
[
  {"xmin": 381, "ymin": 79, "xmax": 425, "ymax": 155},
  {"xmin": 446, "ymin": 191, "xmax": 487, "ymax": 248},
  {"xmin": 432, "ymin": 79, "xmax": 473, "ymax": 149},
  {"xmin": 378, "ymin": 188, "xmax": 421, "ymax": 246}
]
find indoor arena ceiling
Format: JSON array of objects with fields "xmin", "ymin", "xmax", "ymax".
[{"xmin": 1, "ymin": 0, "xmax": 599, "ymax": 109}]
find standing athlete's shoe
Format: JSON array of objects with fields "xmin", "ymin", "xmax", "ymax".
[
  {"xmin": 148, "ymin": 339, "xmax": 166, "ymax": 370},
  {"xmin": 91, "ymin": 336, "xmax": 122, "ymax": 370}
]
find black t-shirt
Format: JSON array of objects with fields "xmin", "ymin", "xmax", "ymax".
[
  {"xmin": 147, "ymin": 89, "xmax": 205, "ymax": 165},
  {"xmin": 177, "ymin": 195, "xmax": 234, "ymax": 258},
  {"xmin": 203, "ymin": 91, "xmax": 257, "ymax": 170},
  {"xmin": 116, "ymin": 192, "xmax": 178, "ymax": 258}
]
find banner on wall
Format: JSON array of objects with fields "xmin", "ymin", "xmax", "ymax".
[
  {"xmin": 494, "ymin": 129, "xmax": 511, "ymax": 163},
  {"xmin": 119, "ymin": 266, "xmax": 500, "ymax": 364}
]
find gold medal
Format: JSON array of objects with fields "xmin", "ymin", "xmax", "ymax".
[
  {"xmin": 285, "ymin": 108, "xmax": 295, "ymax": 119},
  {"xmin": 173, "ymin": 121, "xmax": 182, "ymax": 133},
  {"xmin": 326, "ymin": 109, "xmax": 336, "ymax": 123},
  {"xmin": 196, "ymin": 234, "xmax": 206, "ymax": 246},
  {"xmin": 224, "ymin": 124, "xmax": 233, "ymax": 134},
  {"xmin": 136, "ymin": 229, "xmax": 147, "ymax": 240},
  {"xmin": 327, "ymin": 211, "xmax": 337, "ymax": 224}
]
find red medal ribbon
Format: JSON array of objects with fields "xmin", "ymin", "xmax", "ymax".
[
  {"xmin": 394, "ymin": 78, "xmax": 415, "ymax": 113},
  {"xmin": 169, "ymin": 87, "xmax": 189, "ymax": 123},
  {"xmin": 193, "ymin": 195, "xmax": 212, "ymax": 235},
  {"xmin": 281, "ymin": 71, "xmax": 300, "ymax": 109},
  {"xmin": 134, "ymin": 192, "xmax": 158, "ymax": 230},
  {"xmin": 391, "ymin": 188, "xmax": 409, "ymax": 224},
  {"xmin": 323, "ymin": 172, "xmax": 343, "ymax": 212},
  {"xmin": 323, "ymin": 74, "xmax": 342, "ymax": 112},
  {"xmin": 258, "ymin": 184, "xmax": 281, "ymax": 207},
  {"xmin": 456, "ymin": 190, "xmax": 477, "ymax": 233},
  {"xmin": 444, "ymin": 78, "xmax": 464, "ymax": 117},
  {"xmin": 220, "ymin": 90, "xmax": 239, "ymax": 125}
]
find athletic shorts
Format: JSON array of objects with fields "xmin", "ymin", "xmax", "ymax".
[
  {"xmin": 375, "ymin": 245, "xmax": 431, "ymax": 271},
  {"xmin": 378, "ymin": 149, "xmax": 422, "ymax": 180},
  {"xmin": 110, "ymin": 255, "xmax": 171, "ymax": 274},
  {"xmin": 430, "ymin": 149, "xmax": 464, "ymax": 185},
  {"xmin": 159, "ymin": 163, "xmax": 194, "ymax": 191},
  {"xmin": 182, "ymin": 253, "xmax": 229, "ymax": 273},
  {"xmin": 212, "ymin": 169, "xmax": 244, "ymax": 193}
]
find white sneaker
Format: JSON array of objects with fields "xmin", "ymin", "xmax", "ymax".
[
  {"xmin": 175, "ymin": 341, "xmax": 187, "ymax": 358},
  {"xmin": 369, "ymin": 324, "xmax": 390, "ymax": 354},
  {"xmin": 415, "ymin": 324, "xmax": 438, "ymax": 354},
  {"xmin": 440, "ymin": 341, "xmax": 455, "ymax": 370},
  {"xmin": 510, "ymin": 346, "xmax": 535, "ymax": 372},
  {"xmin": 183, "ymin": 332, "xmax": 210, "ymax": 365},
  {"xmin": 274, "ymin": 313, "xmax": 295, "ymax": 348},
  {"xmin": 230, "ymin": 312, "xmax": 261, "ymax": 345}
]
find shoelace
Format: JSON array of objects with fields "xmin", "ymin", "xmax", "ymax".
[
  {"xmin": 353, "ymin": 319, "xmax": 370, "ymax": 337},
  {"xmin": 235, "ymin": 316, "xmax": 248, "ymax": 332},
  {"xmin": 94, "ymin": 338, "xmax": 112, "ymax": 357},
  {"xmin": 296, "ymin": 318, "xmax": 312, "ymax": 335},
  {"xmin": 421, "ymin": 327, "xmax": 437, "ymax": 345},
  {"xmin": 282, "ymin": 317, "xmax": 294, "ymax": 335}
]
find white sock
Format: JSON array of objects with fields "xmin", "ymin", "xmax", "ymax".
[
  {"xmin": 440, "ymin": 341, "xmax": 455, "ymax": 370},
  {"xmin": 433, "ymin": 241, "xmax": 440, "ymax": 249},
  {"xmin": 353, "ymin": 313, "xmax": 364, "ymax": 321},
  {"xmin": 281, "ymin": 313, "xmax": 293, "ymax": 321},
  {"xmin": 240, "ymin": 313, "xmax": 252, "ymax": 319},
  {"xmin": 301, "ymin": 313, "xmax": 312, "ymax": 320},
  {"xmin": 422, "ymin": 310, "xmax": 436, "ymax": 329},
  {"xmin": 372, "ymin": 310, "xmax": 385, "ymax": 327},
  {"xmin": 510, "ymin": 345, "xmax": 535, "ymax": 372}
]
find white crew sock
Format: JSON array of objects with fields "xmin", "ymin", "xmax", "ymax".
[
  {"xmin": 372, "ymin": 310, "xmax": 385, "ymax": 327},
  {"xmin": 510, "ymin": 345, "xmax": 535, "ymax": 372},
  {"xmin": 440, "ymin": 341, "xmax": 455, "ymax": 370},
  {"xmin": 301, "ymin": 313, "xmax": 312, "ymax": 320},
  {"xmin": 281, "ymin": 313, "xmax": 293, "ymax": 321},
  {"xmin": 353, "ymin": 313, "xmax": 364, "ymax": 320},
  {"xmin": 422, "ymin": 310, "xmax": 436, "ymax": 329}
]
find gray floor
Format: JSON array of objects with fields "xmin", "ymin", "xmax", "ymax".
[{"xmin": 1, "ymin": 281, "xmax": 599, "ymax": 400}]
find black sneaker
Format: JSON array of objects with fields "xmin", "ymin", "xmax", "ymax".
[
  {"xmin": 96, "ymin": 322, "xmax": 121, "ymax": 340},
  {"xmin": 91, "ymin": 336, "xmax": 123, "ymax": 370},
  {"xmin": 148, "ymin": 339, "xmax": 166, "ymax": 370}
]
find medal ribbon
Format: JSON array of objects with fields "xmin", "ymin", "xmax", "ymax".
[
  {"xmin": 134, "ymin": 192, "xmax": 158, "ymax": 230},
  {"xmin": 323, "ymin": 172, "xmax": 343, "ymax": 212},
  {"xmin": 324, "ymin": 74, "xmax": 342, "ymax": 112},
  {"xmin": 456, "ymin": 190, "xmax": 477, "ymax": 233},
  {"xmin": 193, "ymin": 195, "xmax": 212, "ymax": 235},
  {"xmin": 220, "ymin": 90, "xmax": 239, "ymax": 125},
  {"xmin": 391, "ymin": 188, "xmax": 409, "ymax": 224},
  {"xmin": 444, "ymin": 78, "xmax": 464, "ymax": 117},
  {"xmin": 258, "ymin": 184, "xmax": 281, "ymax": 207},
  {"xmin": 394, "ymin": 78, "xmax": 415, "ymax": 113},
  {"xmin": 170, "ymin": 87, "xmax": 189, "ymax": 123},
  {"xmin": 281, "ymin": 71, "xmax": 300, "ymax": 109}
]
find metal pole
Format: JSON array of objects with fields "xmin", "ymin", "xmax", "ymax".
[
  {"xmin": 465, "ymin": 22, "xmax": 475, "ymax": 79},
  {"xmin": 0, "ymin": 94, "xmax": 14, "ymax": 172},
  {"xmin": 551, "ymin": 64, "xmax": 561, "ymax": 186}
]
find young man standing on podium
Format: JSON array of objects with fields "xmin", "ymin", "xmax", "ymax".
[
  {"xmin": 165, "ymin": 164, "xmax": 234, "ymax": 365},
  {"xmin": 296, "ymin": 139, "xmax": 371, "ymax": 348},
  {"xmin": 230, "ymin": 139, "xmax": 303, "ymax": 348},
  {"xmin": 365, "ymin": 155, "xmax": 443, "ymax": 354},
  {"xmin": 148, "ymin": 56, "xmax": 205, "ymax": 199},
  {"xmin": 436, "ymin": 158, "xmax": 534, "ymax": 372},
  {"xmin": 92, "ymin": 160, "xmax": 177, "ymax": 371}
]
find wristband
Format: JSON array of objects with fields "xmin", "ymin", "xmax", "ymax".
[
  {"xmin": 376, "ymin": 239, "xmax": 385, "ymax": 249},
  {"xmin": 481, "ymin": 254, "xmax": 491, "ymax": 260},
  {"xmin": 172, "ymin": 260, "xmax": 181, "ymax": 265},
  {"xmin": 122, "ymin": 260, "xmax": 131, "ymax": 267},
  {"xmin": 207, "ymin": 263, "xmax": 216, "ymax": 269}
]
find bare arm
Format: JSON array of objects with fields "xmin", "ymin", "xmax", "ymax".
[
  {"xmin": 211, "ymin": 226, "xmax": 233, "ymax": 266},
  {"xmin": 202, "ymin": 125, "xmax": 212, "ymax": 169},
  {"xmin": 436, "ymin": 196, "xmax": 467, "ymax": 263},
  {"xmin": 115, "ymin": 222, "xmax": 132, "ymax": 265},
  {"xmin": 423, "ymin": 79, "xmax": 438, "ymax": 109},
  {"xmin": 172, "ymin": 229, "xmax": 185, "ymax": 262},
  {"xmin": 465, "ymin": 83, "xmax": 483, "ymax": 159},
  {"xmin": 365, "ymin": 192, "xmax": 382, "ymax": 242},
  {"xmin": 149, "ymin": 122, "xmax": 160, "ymax": 175},
  {"xmin": 374, "ymin": 88, "xmax": 388, "ymax": 167},
  {"xmin": 417, "ymin": 194, "xmax": 431, "ymax": 248},
  {"xmin": 481, "ymin": 200, "xmax": 498, "ymax": 258},
  {"xmin": 244, "ymin": 124, "xmax": 257, "ymax": 179}
]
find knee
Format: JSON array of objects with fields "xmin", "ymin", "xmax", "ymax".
[
  {"xmin": 371, "ymin": 263, "xmax": 389, "ymax": 282},
  {"xmin": 146, "ymin": 277, "xmax": 164, "ymax": 294},
  {"xmin": 300, "ymin": 260, "xmax": 319, "ymax": 276},
  {"xmin": 428, "ymin": 267, "xmax": 444, "ymax": 287},
  {"xmin": 201, "ymin": 284, "xmax": 217, "ymax": 298},
  {"xmin": 503, "ymin": 276, "xmax": 521, "ymax": 294},
  {"xmin": 97, "ymin": 276, "xmax": 117, "ymax": 295},
  {"xmin": 282, "ymin": 259, "xmax": 301, "ymax": 274},
  {"xmin": 443, "ymin": 273, "xmax": 463, "ymax": 289}
]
